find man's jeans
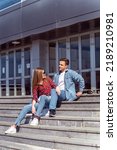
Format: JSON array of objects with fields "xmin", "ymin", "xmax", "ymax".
[
  {"xmin": 15, "ymin": 89, "xmax": 57, "ymax": 126},
  {"xmin": 58, "ymin": 90, "xmax": 66, "ymax": 101}
]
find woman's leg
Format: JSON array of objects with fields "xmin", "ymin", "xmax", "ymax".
[
  {"xmin": 15, "ymin": 103, "xmax": 32, "ymax": 126},
  {"xmin": 30, "ymin": 95, "xmax": 50, "ymax": 126},
  {"xmin": 5, "ymin": 103, "xmax": 32, "ymax": 134},
  {"xmin": 34, "ymin": 95, "xmax": 49, "ymax": 117}
]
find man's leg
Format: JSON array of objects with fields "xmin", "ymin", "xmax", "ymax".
[{"xmin": 49, "ymin": 89, "xmax": 58, "ymax": 117}]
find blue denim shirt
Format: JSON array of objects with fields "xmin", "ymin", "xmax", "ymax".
[{"xmin": 53, "ymin": 69, "xmax": 85, "ymax": 101}]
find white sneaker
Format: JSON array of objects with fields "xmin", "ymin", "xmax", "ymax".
[
  {"xmin": 30, "ymin": 118, "xmax": 39, "ymax": 126},
  {"xmin": 5, "ymin": 126, "xmax": 16, "ymax": 134}
]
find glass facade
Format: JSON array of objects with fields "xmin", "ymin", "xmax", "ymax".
[
  {"xmin": 58, "ymin": 40, "xmax": 66, "ymax": 60},
  {"xmin": 81, "ymin": 35, "xmax": 90, "ymax": 69},
  {"xmin": 95, "ymin": 33, "xmax": 100, "ymax": 68},
  {"xmin": 0, "ymin": 48, "xmax": 31, "ymax": 96},
  {"xmin": 48, "ymin": 31, "xmax": 100, "ymax": 93},
  {"xmin": 49, "ymin": 43, "xmax": 56, "ymax": 73},
  {"xmin": 70, "ymin": 37, "xmax": 79, "ymax": 71},
  {"xmin": 0, "ymin": 0, "xmax": 21, "ymax": 10}
]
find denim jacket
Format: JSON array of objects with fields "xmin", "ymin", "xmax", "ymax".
[{"xmin": 53, "ymin": 69, "xmax": 85, "ymax": 101}]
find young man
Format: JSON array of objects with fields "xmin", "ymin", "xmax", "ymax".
[{"xmin": 54, "ymin": 58, "xmax": 85, "ymax": 103}]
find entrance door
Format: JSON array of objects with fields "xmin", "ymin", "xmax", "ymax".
[{"xmin": 0, "ymin": 47, "xmax": 31, "ymax": 96}]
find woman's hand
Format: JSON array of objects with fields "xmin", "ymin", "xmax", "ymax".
[
  {"xmin": 32, "ymin": 105, "xmax": 36, "ymax": 114},
  {"xmin": 56, "ymin": 86, "xmax": 61, "ymax": 95}
]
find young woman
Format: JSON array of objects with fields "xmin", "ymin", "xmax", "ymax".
[{"xmin": 5, "ymin": 67, "xmax": 58, "ymax": 134}]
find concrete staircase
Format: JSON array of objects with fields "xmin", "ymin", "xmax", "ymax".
[{"xmin": 0, "ymin": 94, "xmax": 100, "ymax": 150}]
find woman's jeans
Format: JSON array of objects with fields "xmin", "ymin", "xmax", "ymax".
[{"xmin": 15, "ymin": 89, "xmax": 58, "ymax": 126}]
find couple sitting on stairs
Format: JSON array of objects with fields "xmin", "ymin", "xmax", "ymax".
[{"xmin": 5, "ymin": 58, "xmax": 85, "ymax": 134}]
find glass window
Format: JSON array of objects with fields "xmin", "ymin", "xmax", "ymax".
[
  {"xmin": 25, "ymin": 78, "xmax": 31, "ymax": 95},
  {"xmin": 96, "ymin": 71, "xmax": 100, "ymax": 89},
  {"xmin": 16, "ymin": 50, "xmax": 21, "ymax": 77},
  {"xmin": 49, "ymin": 43, "xmax": 56, "ymax": 73},
  {"xmin": 1, "ymin": 80, "xmax": 6, "ymax": 96},
  {"xmin": 0, "ymin": 0, "xmax": 21, "ymax": 10},
  {"xmin": 16, "ymin": 79, "xmax": 21, "ymax": 95},
  {"xmin": 58, "ymin": 40, "xmax": 66, "ymax": 59},
  {"xmin": 82, "ymin": 72, "xmax": 91, "ymax": 89},
  {"xmin": 9, "ymin": 80, "xmax": 14, "ymax": 96},
  {"xmin": 8, "ymin": 51, "xmax": 14, "ymax": 78},
  {"xmin": 70, "ymin": 37, "xmax": 79, "ymax": 70},
  {"xmin": 24, "ymin": 48, "xmax": 30, "ymax": 76},
  {"xmin": 81, "ymin": 35, "xmax": 90, "ymax": 69},
  {"xmin": 95, "ymin": 33, "xmax": 100, "ymax": 68},
  {"xmin": 1, "ymin": 54, "xmax": 6, "ymax": 79}
]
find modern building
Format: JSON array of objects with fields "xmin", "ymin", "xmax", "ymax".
[{"xmin": 0, "ymin": 0, "xmax": 100, "ymax": 97}]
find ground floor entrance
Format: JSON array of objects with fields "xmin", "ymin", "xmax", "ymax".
[{"xmin": 0, "ymin": 30, "xmax": 100, "ymax": 97}]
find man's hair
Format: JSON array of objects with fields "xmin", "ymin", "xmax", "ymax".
[{"xmin": 59, "ymin": 58, "xmax": 69, "ymax": 65}]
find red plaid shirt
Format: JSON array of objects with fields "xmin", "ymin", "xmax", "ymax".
[{"xmin": 33, "ymin": 77, "xmax": 56, "ymax": 101}]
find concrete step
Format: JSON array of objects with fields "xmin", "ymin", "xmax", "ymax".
[
  {"xmin": 0, "ymin": 106, "xmax": 100, "ymax": 117},
  {"xmin": 59, "ymin": 100, "xmax": 100, "ymax": 108},
  {"xmin": 0, "ymin": 140, "xmax": 57, "ymax": 150},
  {"xmin": 0, "ymin": 94, "xmax": 100, "ymax": 104},
  {"xmin": 57, "ymin": 108, "xmax": 100, "ymax": 117},
  {"xmin": 0, "ymin": 94, "xmax": 99, "ymax": 101},
  {"xmin": 0, "ymin": 114, "xmax": 100, "ymax": 128},
  {"xmin": 0, "ymin": 130, "xmax": 100, "ymax": 150},
  {"xmin": 0, "ymin": 121, "xmax": 100, "ymax": 140},
  {"xmin": 0, "ymin": 100, "xmax": 100, "ymax": 109}
]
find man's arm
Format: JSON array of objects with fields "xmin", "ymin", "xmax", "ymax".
[{"xmin": 70, "ymin": 70, "xmax": 85, "ymax": 94}]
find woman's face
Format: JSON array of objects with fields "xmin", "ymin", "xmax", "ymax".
[{"xmin": 42, "ymin": 70, "xmax": 46, "ymax": 79}]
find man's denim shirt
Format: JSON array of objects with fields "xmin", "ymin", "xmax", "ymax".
[{"xmin": 53, "ymin": 69, "xmax": 85, "ymax": 101}]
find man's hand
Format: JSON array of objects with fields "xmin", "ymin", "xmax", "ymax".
[
  {"xmin": 56, "ymin": 86, "xmax": 61, "ymax": 95},
  {"xmin": 76, "ymin": 91, "xmax": 83, "ymax": 97}
]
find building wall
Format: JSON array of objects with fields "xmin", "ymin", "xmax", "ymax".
[
  {"xmin": 0, "ymin": 0, "xmax": 100, "ymax": 44},
  {"xmin": 0, "ymin": 1, "xmax": 100, "ymax": 97}
]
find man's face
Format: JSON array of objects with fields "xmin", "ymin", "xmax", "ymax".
[{"xmin": 59, "ymin": 61, "xmax": 68, "ymax": 72}]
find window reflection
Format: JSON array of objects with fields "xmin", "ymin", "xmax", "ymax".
[
  {"xmin": 1, "ymin": 80, "xmax": 6, "ymax": 96},
  {"xmin": 58, "ymin": 40, "xmax": 66, "ymax": 60},
  {"xmin": 16, "ymin": 50, "xmax": 21, "ymax": 77},
  {"xmin": 49, "ymin": 43, "xmax": 56, "ymax": 73},
  {"xmin": 95, "ymin": 33, "xmax": 100, "ymax": 68},
  {"xmin": 16, "ymin": 79, "xmax": 21, "ymax": 95},
  {"xmin": 0, "ymin": 0, "xmax": 21, "ymax": 10},
  {"xmin": 96, "ymin": 71, "xmax": 100, "ymax": 89},
  {"xmin": 81, "ymin": 35, "xmax": 90, "ymax": 69},
  {"xmin": 1, "ymin": 54, "xmax": 6, "ymax": 79},
  {"xmin": 82, "ymin": 72, "xmax": 91, "ymax": 89},
  {"xmin": 9, "ymin": 80, "xmax": 14, "ymax": 96},
  {"xmin": 25, "ymin": 78, "xmax": 31, "ymax": 95},
  {"xmin": 24, "ymin": 48, "xmax": 30, "ymax": 76},
  {"xmin": 8, "ymin": 51, "xmax": 14, "ymax": 78},
  {"xmin": 70, "ymin": 37, "xmax": 79, "ymax": 70}
]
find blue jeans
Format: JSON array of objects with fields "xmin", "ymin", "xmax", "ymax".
[
  {"xmin": 37, "ymin": 89, "xmax": 58, "ymax": 114},
  {"xmin": 58, "ymin": 90, "xmax": 66, "ymax": 101},
  {"xmin": 15, "ymin": 89, "xmax": 58, "ymax": 126},
  {"xmin": 15, "ymin": 103, "xmax": 39, "ymax": 126}
]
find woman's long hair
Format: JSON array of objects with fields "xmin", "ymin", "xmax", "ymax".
[{"xmin": 32, "ymin": 67, "xmax": 44, "ymax": 90}]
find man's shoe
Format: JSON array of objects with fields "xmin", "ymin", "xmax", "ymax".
[
  {"xmin": 30, "ymin": 118, "xmax": 39, "ymax": 126},
  {"xmin": 5, "ymin": 126, "xmax": 16, "ymax": 134},
  {"xmin": 49, "ymin": 109, "xmax": 56, "ymax": 117}
]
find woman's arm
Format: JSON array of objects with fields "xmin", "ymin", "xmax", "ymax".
[{"xmin": 32, "ymin": 99, "xmax": 36, "ymax": 114}]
